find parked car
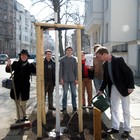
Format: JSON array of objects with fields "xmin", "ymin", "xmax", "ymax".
[
  {"xmin": 0, "ymin": 54, "xmax": 8, "ymax": 64},
  {"xmin": 29, "ymin": 54, "xmax": 36, "ymax": 59}
]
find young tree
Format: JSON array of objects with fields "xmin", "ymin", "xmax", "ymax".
[{"xmin": 31, "ymin": 0, "xmax": 85, "ymax": 56}]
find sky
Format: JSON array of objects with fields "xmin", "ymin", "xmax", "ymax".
[
  {"xmin": 17, "ymin": 0, "xmax": 85, "ymax": 42},
  {"xmin": 17, "ymin": 0, "xmax": 53, "ymax": 21}
]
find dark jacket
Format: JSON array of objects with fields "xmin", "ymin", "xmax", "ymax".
[
  {"xmin": 44, "ymin": 58, "xmax": 55, "ymax": 85},
  {"xmin": 5, "ymin": 60, "xmax": 36, "ymax": 101},
  {"xmin": 99, "ymin": 55, "xmax": 134, "ymax": 97}
]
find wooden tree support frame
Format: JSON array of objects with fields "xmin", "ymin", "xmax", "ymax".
[
  {"xmin": 94, "ymin": 107, "xmax": 102, "ymax": 140},
  {"xmin": 34, "ymin": 22, "xmax": 84, "ymax": 138}
]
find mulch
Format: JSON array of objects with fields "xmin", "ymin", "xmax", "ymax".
[{"xmin": 28, "ymin": 108, "xmax": 108, "ymax": 140}]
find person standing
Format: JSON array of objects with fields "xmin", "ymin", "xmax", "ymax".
[
  {"xmin": 96, "ymin": 47, "xmax": 135, "ymax": 138},
  {"xmin": 44, "ymin": 49, "xmax": 55, "ymax": 110},
  {"xmin": 5, "ymin": 49, "xmax": 36, "ymax": 123},
  {"xmin": 81, "ymin": 51, "xmax": 94, "ymax": 107},
  {"xmin": 93, "ymin": 44, "xmax": 103, "ymax": 93},
  {"xmin": 59, "ymin": 46, "xmax": 78, "ymax": 113}
]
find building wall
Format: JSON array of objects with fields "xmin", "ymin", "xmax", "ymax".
[
  {"xmin": 110, "ymin": 0, "xmax": 137, "ymax": 42},
  {"xmin": 15, "ymin": 1, "xmax": 36, "ymax": 56},
  {"xmin": 85, "ymin": 0, "xmax": 140, "ymax": 77}
]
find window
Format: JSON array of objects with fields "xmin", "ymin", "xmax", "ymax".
[
  {"xmin": 112, "ymin": 44, "xmax": 128, "ymax": 52},
  {"xmin": 105, "ymin": 0, "xmax": 108, "ymax": 10}
]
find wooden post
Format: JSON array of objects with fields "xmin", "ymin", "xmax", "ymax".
[
  {"xmin": 77, "ymin": 29, "xmax": 83, "ymax": 132},
  {"xmin": 40, "ymin": 29, "xmax": 46, "ymax": 126},
  {"xmin": 36, "ymin": 25, "xmax": 42, "ymax": 138},
  {"xmin": 34, "ymin": 23, "xmax": 84, "ymax": 137},
  {"xmin": 94, "ymin": 107, "xmax": 101, "ymax": 140}
]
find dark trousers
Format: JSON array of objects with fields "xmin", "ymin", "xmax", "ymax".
[{"xmin": 45, "ymin": 81, "xmax": 55, "ymax": 108}]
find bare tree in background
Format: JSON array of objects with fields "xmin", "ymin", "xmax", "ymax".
[{"xmin": 31, "ymin": 0, "xmax": 85, "ymax": 56}]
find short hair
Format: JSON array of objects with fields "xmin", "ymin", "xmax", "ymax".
[
  {"xmin": 95, "ymin": 46, "xmax": 109, "ymax": 55},
  {"xmin": 45, "ymin": 49, "xmax": 52, "ymax": 54},
  {"xmin": 93, "ymin": 44, "xmax": 102, "ymax": 52},
  {"xmin": 65, "ymin": 46, "xmax": 73, "ymax": 51},
  {"xmin": 81, "ymin": 50, "xmax": 85, "ymax": 55}
]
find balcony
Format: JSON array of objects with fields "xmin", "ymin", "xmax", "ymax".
[{"xmin": 85, "ymin": 0, "xmax": 103, "ymax": 33}]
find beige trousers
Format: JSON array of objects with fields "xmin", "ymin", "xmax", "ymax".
[{"xmin": 15, "ymin": 95, "xmax": 27, "ymax": 120}]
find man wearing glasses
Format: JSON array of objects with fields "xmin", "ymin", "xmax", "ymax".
[{"xmin": 96, "ymin": 47, "xmax": 134, "ymax": 138}]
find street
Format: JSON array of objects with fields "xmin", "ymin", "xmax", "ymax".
[{"xmin": 0, "ymin": 60, "xmax": 140, "ymax": 139}]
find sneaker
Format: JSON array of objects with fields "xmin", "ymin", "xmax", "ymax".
[
  {"xmin": 107, "ymin": 128, "xmax": 119, "ymax": 134},
  {"xmin": 15, "ymin": 119, "xmax": 21, "ymax": 123},
  {"xmin": 82, "ymin": 105, "xmax": 86, "ymax": 109},
  {"xmin": 121, "ymin": 131, "xmax": 130, "ymax": 138},
  {"xmin": 88, "ymin": 105, "xmax": 93, "ymax": 109}
]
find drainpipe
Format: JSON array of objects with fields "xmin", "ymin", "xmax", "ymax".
[
  {"xmin": 137, "ymin": 0, "xmax": 140, "ymax": 77},
  {"xmin": 102, "ymin": 0, "xmax": 104, "ymax": 45},
  {"xmin": 137, "ymin": 0, "xmax": 140, "ymax": 40}
]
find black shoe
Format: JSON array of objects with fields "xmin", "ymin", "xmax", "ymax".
[
  {"xmin": 21, "ymin": 116, "xmax": 29, "ymax": 122},
  {"xmin": 82, "ymin": 105, "xmax": 86, "ymax": 109},
  {"xmin": 49, "ymin": 107, "xmax": 56, "ymax": 110},
  {"xmin": 73, "ymin": 107, "xmax": 77, "ymax": 111},
  {"xmin": 107, "ymin": 128, "xmax": 119, "ymax": 134},
  {"xmin": 121, "ymin": 131, "xmax": 130, "ymax": 138},
  {"xmin": 15, "ymin": 119, "xmax": 21, "ymax": 123},
  {"xmin": 61, "ymin": 108, "xmax": 66, "ymax": 112}
]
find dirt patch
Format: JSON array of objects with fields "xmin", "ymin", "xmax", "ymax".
[{"xmin": 27, "ymin": 109, "xmax": 108, "ymax": 139}]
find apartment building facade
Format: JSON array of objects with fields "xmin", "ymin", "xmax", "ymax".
[
  {"xmin": 15, "ymin": 1, "xmax": 36, "ymax": 56},
  {"xmin": 85, "ymin": 0, "xmax": 140, "ymax": 77},
  {"xmin": 0, "ymin": 0, "xmax": 16, "ymax": 57},
  {"xmin": 0, "ymin": 0, "xmax": 36, "ymax": 57}
]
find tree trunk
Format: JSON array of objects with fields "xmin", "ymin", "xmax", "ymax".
[{"xmin": 53, "ymin": 0, "xmax": 64, "ymax": 57}]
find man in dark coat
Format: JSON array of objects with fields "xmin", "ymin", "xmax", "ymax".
[
  {"xmin": 96, "ymin": 47, "xmax": 134, "ymax": 138},
  {"xmin": 44, "ymin": 49, "xmax": 55, "ymax": 110},
  {"xmin": 5, "ymin": 49, "xmax": 36, "ymax": 123}
]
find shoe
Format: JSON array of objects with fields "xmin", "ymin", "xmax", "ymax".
[
  {"xmin": 15, "ymin": 119, "xmax": 21, "ymax": 123},
  {"xmin": 61, "ymin": 108, "xmax": 67, "ymax": 112},
  {"xmin": 88, "ymin": 105, "xmax": 93, "ymax": 109},
  {"xmin": 49, "ymin": 107, "xmax": 56, "ymax": 110},
  {"xmin": 107, "ymin": 128, "xmax": 119, "ymax": 134},
  {"xmin": 73, "ymin": 107, "xmax": 77, "ymax": 111},
  {"xmin": 121, "ymin": 131, "xmax": 130, "ymax": 138},
  {"xmin": 82, "ymin": 105, "xmax": 86, "ymax": 109},
  {"xmin": 21, "ymin": 116, "xmax": 29, "ymax": 122}
]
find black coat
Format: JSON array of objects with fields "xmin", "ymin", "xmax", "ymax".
[
  {"xmin": 99, "ymin": 55, "xmax": 134, "ymax": 97},
  {"xmin": 44, "ymin": 58, "xmax": 55, "ymax": 85},
  {"xmin": 6, "ymin": 60, "xmax": 36, "ymax": 101}
]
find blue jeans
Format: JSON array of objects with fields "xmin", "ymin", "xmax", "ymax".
[
  {"xmin": 62, "ymin": 81, "xmax": 77, "ymax": 109},
  {"xmin": 93, "ymin": 78, "xmax": 102, "ymax": 93}
]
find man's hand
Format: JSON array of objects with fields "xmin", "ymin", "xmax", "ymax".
[
  {"xmin": 128, "ymin": 89, "xmax": 134, "ymax": 94},
  {"xmin": 7, "ymin": 59, "xmax": 11, "ymax": 66},
  {"xmin": 60, "ymin": 79, "xmax": 64, "ymax": 85},
  {"xmin": 75, "ymin": 80, "xmax": 78, "ymax": 85},
  {"xmin": 97, "ymin": 90, "xmax": 103, "ymax": 96}
]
